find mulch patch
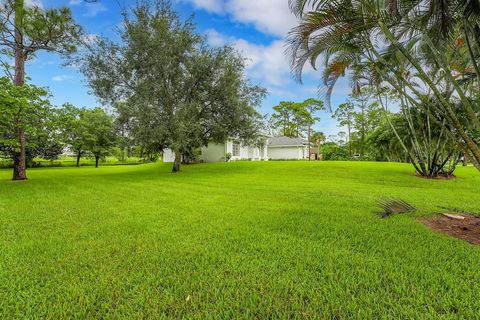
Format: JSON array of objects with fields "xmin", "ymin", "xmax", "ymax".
[{"xmin": 421, "ymin": 214, "xmax": 480, "ymax": 245}]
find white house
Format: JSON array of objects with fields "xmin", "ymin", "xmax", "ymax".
[
  {"xmin": 163, "ymin": 139, "xmax": 268, "ymax": 163},
  {"xmin": 202, "ymin": 140, "xmax": 268, "ymax": 162},
  {"xmin": 267, "ymin": 136, "xmax": 311, "ymax": 160},
  {"xmin": 163, "ymin": 136, "xmax": 311, "ymax": 163}
]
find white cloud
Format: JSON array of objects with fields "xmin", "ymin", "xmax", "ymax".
[
  {"xmin": 84, "ymin": 2, "xmax": 107, "ymax": 17},
  {"xmin": 25, "ymin": 0, "xmax": 43, "ymax": 9},
  {"xmin": 186, "ymin": 0, "xmax": 223, "ymax": 13},
  {"xmin": 184, "ymin": 0, "xmax": 297, "ymax": 37},
  {"xmin": 205, "ymin": 29, "xmax": 233, "ymax": 47},
  {"xmin": 234, "ymin": 38, "xmax": 290, "ymax": 86},
  {"xmin": 52, "ymin": 75, "xmax": 73, "ymax": 82},
  {"xmin": 225, "ymin": 0, "xmax": 297, "ymax": 37},
  {"xmin": 68, "ymin": 0, "xmax": 107, "ymax": 17},
  {"xmin": 206, "ymin": 29, "xmax": 320, "ymax": 89},
  {"xmin": 206, "ymin": 28, "xmax": 291, "ymax": 89}
]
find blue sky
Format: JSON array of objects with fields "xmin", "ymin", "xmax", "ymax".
[{"xmin": 22, "ymin": 0, "xmax": 351, "ymax": 136}]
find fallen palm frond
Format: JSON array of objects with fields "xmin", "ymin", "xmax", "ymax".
[{"xmin": 378, "ymin": 198, "xmax": 416, "ymax": 218}]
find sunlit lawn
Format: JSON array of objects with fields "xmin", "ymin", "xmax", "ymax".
[{"xmin": 0, "ymin": 161, "xmax": 479, "ymax": 318}]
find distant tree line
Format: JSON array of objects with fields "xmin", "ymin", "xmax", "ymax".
[{"xmin": 0, "ymin": 0, "xmax": 266, "ymax": 177}]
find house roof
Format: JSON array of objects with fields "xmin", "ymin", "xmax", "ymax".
[{"xmin": 268, "ymin": 136, "xmax": 311, "ymax": 147}]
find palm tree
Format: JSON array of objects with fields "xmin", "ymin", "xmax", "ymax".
[
  {"xmin": 311, "ymin": 131, "xmax": 326, "ymax": 159},
  {"xmin": 287, "ymin": 0, "xmax": 480, "ymax": 171}
]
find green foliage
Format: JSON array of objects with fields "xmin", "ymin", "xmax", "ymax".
[
  {"xmin": 1, "ymin": 0, "xmax": 87, "ymax": 179},
  {"xmin": 271, "ymin": 98, "xmax": 323, "ymax": 138},
  {"xmin": 57, "ymin": 103, "xmax": 87, "ymax": 159},
  {"xmin": 0, "ymin": 77, "xmax": 55, "ymax": 159},
  {"xmin": 287, "ymin": 0, "xmax": 480, "ymax": 171},
  {"xmin": 0, "ymin": 162, "xmax": 479, "ymax": 318},
  {"xmin": 330, "ymin": 89, "xmax": 382, "ymax": 159},
  {"xmin": 0, "ymin": 156, "xmax": 144, "ymax": 168},
  {"xmin": 81, "ymin": 0, "xmax": 266, "ymax": 172},
  {"xmin": 81, "ymin": 108, "xmax": 116, "ymax": 166},
  {"xmin": 0, "ymin": 1, "xmax": 83, "ymax": 58},
  {"xmin": 321, "ymin": 142, "xmax": 349, "ymax": 160}
]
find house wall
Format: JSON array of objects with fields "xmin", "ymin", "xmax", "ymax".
[
  {"xmin": 163, "ymin": 149, "xmax": 176, "ymax": 162},
  {"xmin": 268, "ymin": 146, "xmax": 309, "ymax": 160},
  {"xmin": 225, "ymin": 140, "xmax": 248, "ymax": 160},
  {"xmin": 163, "ymin": 139, "xmax": 269, "ymax": 163},
  {"xmin": 201, "ymin": 143, "xmax": 226, "ymax": 162},
  {"xmin": 225, "ymin": 140, "xmax": 267, "ymax": 161}
]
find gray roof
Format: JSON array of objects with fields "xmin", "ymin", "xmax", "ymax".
[{"xmin": 268, "ymin": 136, "xmax": 310, "ymax": 147}]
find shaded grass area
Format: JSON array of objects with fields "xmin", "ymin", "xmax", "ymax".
[{"xmin": 0, "ymin": 161, "xmax": 479, "ymax": 318}]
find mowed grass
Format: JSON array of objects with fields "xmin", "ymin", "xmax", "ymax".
[{"xmin": 0, "ymin": 161, "xmax": 479, "ymax": 319}]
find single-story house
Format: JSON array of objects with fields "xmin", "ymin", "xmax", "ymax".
[
  {"xmin": 163, "ymin": 136, "xmax": 313, "ymax": 163},
  {"xmin": 202, "ymin": 140, "xmax": 268, "ymax": 162},
  {"xmin": 267, "ymin": 136, "xmax": 311, "ymax": 160},
  {"xmin": 163, "ymin": 139, "xmax": 268, "ymax": 163}
]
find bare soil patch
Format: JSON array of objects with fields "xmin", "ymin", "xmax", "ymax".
[
  {"xmin": 413, "ymin": 172, "xmax": 456, "ymax": 180},
  {"xmin": 421, "ymin": 214, "xmax": 480, "ymax": 245}
]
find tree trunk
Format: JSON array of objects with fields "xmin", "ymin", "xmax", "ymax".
[
  {"xmin": 348, "ymin": 124, "xmax": 352, "ymax": 156},
  {"xmin": 95, "ymin": 155, "xmax": 99, "ymax": 168},
  {"xmin": 12, "ymin": 1, "xmax": 27, "ymax": 181},
  {"xmin": 307, "ymin": 125, "xmax": 311, "ymax": 161},
  {"xmin": 76, "ymin": 151, "xmax": 81, "ymax": 167},
  {"xmin": 172, "ymin": 150, "xmax": 181, "ymax": 172},
  {"xmin": 120, "ymin": 146, "xmax": 125, "ymax": 161}
]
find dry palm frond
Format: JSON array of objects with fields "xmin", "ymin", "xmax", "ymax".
[{"xmin": 378, "ymin": 198, "xmax": 416, "ymax": 218}]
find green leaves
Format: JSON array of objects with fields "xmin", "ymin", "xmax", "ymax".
[
  {"xmin": 0, "ymin": 77, "xmax": 54, "ymax": 157},
  {"xmin": 271, "ymin": 98, "xmax": 324, "ymax": 138},
  {"xmin": 80, "ymin": 0, "xmax": 266, "ymax": 171},
  {"xmin": 1, "ymin": 1, "xmax": 83, "ymax": 58},
  {"xmin": 81, "ymin": 108, "xmax": 116, "ymax": 158}
]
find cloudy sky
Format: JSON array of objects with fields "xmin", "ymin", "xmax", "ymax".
[{"xmin": 22, "ymin": 0, "xmax": 352, "ymax": 135}]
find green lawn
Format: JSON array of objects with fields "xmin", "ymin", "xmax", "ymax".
[{"xmin": 1, "ymin": 161, "xmax": 479, "ymax": 319}]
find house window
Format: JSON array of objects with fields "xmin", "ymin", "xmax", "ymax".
[{"xmin": 232, "ymin": 142, "xmax": 240, "ymax": 157}]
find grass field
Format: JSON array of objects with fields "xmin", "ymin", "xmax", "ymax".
[
  {"xmin": 1, "ymin": 161, "xmax": 479, "ymax": 319},
  {"xmin": 0, "ymin": 156, "xmax": 144, "ymax": 168}
]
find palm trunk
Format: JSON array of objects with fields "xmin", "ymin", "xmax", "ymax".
[
  {"xmin": 347, "ymin": 123, "xmax": 352, "ymax": 156},
  {"xmin": 120, "ymin": 146, "xmax": 125, "ymax": 161},
  {"xmin": 372, "ymin": 44, "xmax": 480, "ymax": 170},
  {"xmin": 172, "ymin": 150, "xmax": 181, "ymax": 172},
  {"xmin": 307, "ymin": 125, "xmax": 311, "ymax": 161}
]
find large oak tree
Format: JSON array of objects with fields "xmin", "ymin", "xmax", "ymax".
[{"xmin": 81, "ymin": 0, "xmax": 266, "ymax": 172}]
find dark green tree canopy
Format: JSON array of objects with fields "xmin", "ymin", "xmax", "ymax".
[
  {"xmin": 271, "ymin": 98, "xmax": 323, "ymax": 138},
  {"xmin": 0, "ymin": 77, "xmax": 58, "ymax": 161},
  {"xmin": 81, "ymin": 0, "xmax": 266, "ymax": 172}
]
